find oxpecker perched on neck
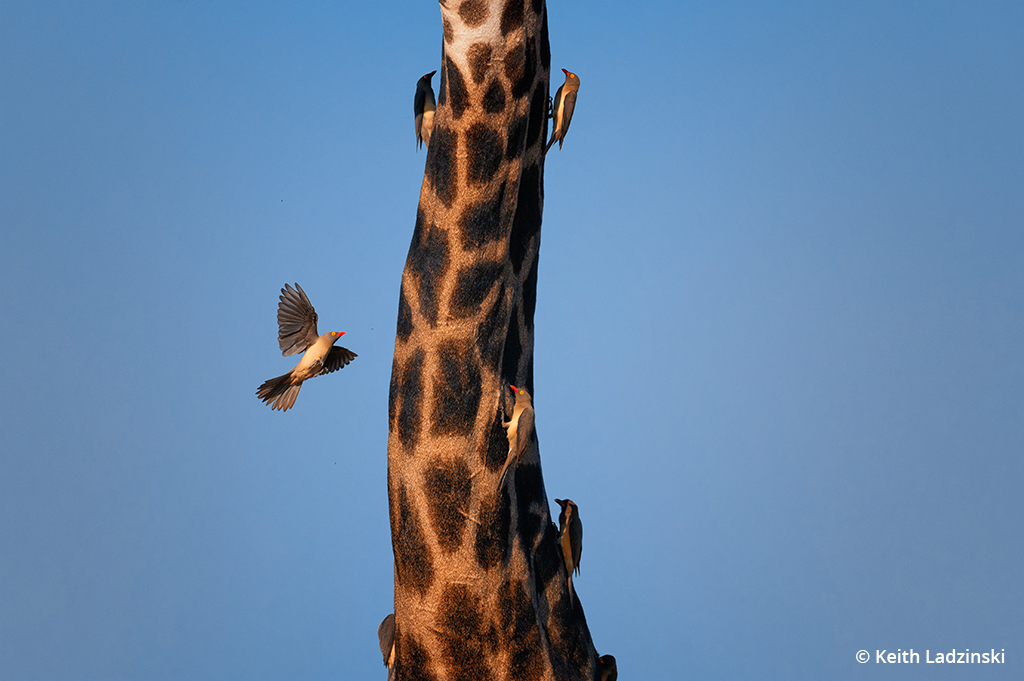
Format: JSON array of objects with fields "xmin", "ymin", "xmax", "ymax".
[
  {"xmin": 545, "ymin": 68, "xmax": 580, "ymax": 153},
  {"xmin": 598, "ymin": 655, "xmax": 618, "ymax": 681},
  {"xmin": 497, "ymin": 384, "xmax": 535, "ymax": 490},
  {"xmin": 378, "ymin": 613, "xmax": 396, "ymax": 681},
  {"xmin": 256, "ymin": 283, "xmax": 356, "ymax": 411},
  {"xmin": 555, "ymin": 498, "xmax": 583, "ymax": 595},
  {"xmin": 414, "ymin": 70, "xmax": 437, "ymax": 151}
]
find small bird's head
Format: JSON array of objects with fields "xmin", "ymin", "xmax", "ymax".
[
  {"xmin": 328, "ymin": 331, "xmax": 346, "ymax": 345},
  {"xmin": 598, "ymin": 655, "xmax": 617, "ymax": 681},
  {"xmin": 421, "ymin": 70, "xmax": 437, "ymax": 84},
  {"xmin": 561, "ymin": 68, "xmax": 580, "ymax": 86},
  {"xmin": 509, "ymin": 384, "xmax": 532, "ymax": 403},
  {"xmin": 555, "ymin": 498, "xmax": 577, "ymax": 517}
]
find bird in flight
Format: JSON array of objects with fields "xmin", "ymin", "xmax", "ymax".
[{"xmin": 256, "ymin": 283, "xmax": 356, "ymax": 411}]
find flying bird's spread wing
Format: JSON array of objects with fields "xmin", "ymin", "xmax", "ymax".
[
  {"xmin": 319, "ymin": 346, "xmax": 358, "ymax": 376},
  {"xmin": 277, "ymin": 283, "xmax": 320, "ymax": 356}
]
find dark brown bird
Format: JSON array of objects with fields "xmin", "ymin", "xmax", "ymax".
[
  {"xmin": 414, "ymin": 70, "xmax": 437, "ymax": 150},
  {"xmin": 598, "ymin": 654, "xmax": 618, "ymax": 681},
  {"xmin": 256, "ymin": 283, "xmax": 356, "ymax": 411},
  {"xmin": 555, "ymin": 498, "xmax": 583, "ymax": 593},
  {"xmin": 378, "ymin": 613, "xmax": 395, "ymax": 681}
]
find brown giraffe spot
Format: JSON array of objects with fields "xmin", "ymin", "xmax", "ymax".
[
  {"xmin": 409, "ymin": 222, "xmax": 450, "ymax": 326},
  {"xmin": 396, "ymin": 284, "xmax": 413, "ymax": 343},
  {"xmin": 497, "ymin": 579, "xmax": 544, "ymax": 678},
  {"xmin": 539, "ymin": 5, "xmax": 550, "ymax": 69},
  {"xmin": 397, "ymin": 349, "xmax": 425, "ymax": 449},
  {"xmin": 458, "ymin": 181, "xmax": 506, "ymax": 250},
  {"xmin": 527, "ymin": 83, "xmax": 547, "ymax": 147},
  {"xmin": 451, "ymin": 261, "xmax": 503, "ymax": 318},
  {"xmin": 533, "ymin": 518, "xmax": 563, "ymax": 590},
  {"xmin": 475, "ymin": 280, "xmax": 507, "ymax": 367},
  {"xmin": 466, "ymin": 123, "xmax": 503, "ymax": 186},
  {"xmin": 482, "ymin": 79, "xmax": 506, "ymax": 114},
  {"xmin": 393, "ymin": 483, "xmax": 435, "ymax": 597},
  {"xmin": 503, "ymin": 41, "xmax": 524, "ymax": 96},
  {"xmin": 548, "ymin": 593, "xmax": 593, "ymax": 678},
  {"xmin": 443, "ymin": 17, "xmax": 453, "ymax": 44},
  {"xmin": 458, "ymin": 0, "xmax": 489, "ymax": 28},
  {"xmin": 509, "ymin": 163, "xmax": 541, "ymax": 274},
  {"xmin": 424, "ymin": 457, "xmax": 472, "ymax": 553},
  {"xmin": 437, "ymin": 584, "xmax": 493, "ymax": 680},
  {"xmin": 388, "ymin": 357, "xmax": 399, "ymax": 425},
  {"xmin": 473, "ymin": 474, "xmax": 511, "ymax": 569},
  {"xmin": 467, "ymin": 42, "xmax": 492, "ymax": 84},
  {"xmin": 400, "ymin": 631, "xmax": 440, "ymax": 681},
  {"xmin": 431, "ymin": 340, "xmax": 483, "ymax": 437},
  {"xmin": 500, "ymin": 306, "xmax": 522, "ymax": 387},
  {"xmin": 425, "ymin": 125, "xmax": 458, "ymax": 208},
  {"xmin": 505, "ymin": 114, "xmax": 528, "ymax": 160},
  {"xmin": 515, "ymin": 464, "xmax": 546, "ymax": 543},
  {"xmin": 500, "ymin": 0, "xmax": 524, "ymax": 36},
  {"xmin": 480, "ymin": 407, "xmax": 510, "ymax": 472},
  {"xmin": 523, "ymin": 253, "xmax": 538, "ymax": 335},
  {"xmin": 445, "ymin": 56, "xmax": 469, "ymax": 119},
  {"xmin": 511, "ymin": 36, "xmax": 536, "ymax": 99}
]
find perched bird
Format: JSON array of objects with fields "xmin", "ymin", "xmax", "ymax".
[
  {"xmin": 256, "ymin": 283, "xmax": 356, "ymax": 411},
  {"xmin": 378, "ymin": 613, "xmax": 396, "ymax": 681},
  {"xmin": 598, "ymin": 655, "xmax": 618, "ymax": 681},
  {"xmin": 545, "ymin": 68, "xmax": 580, "ymax": 153},
  {"xmin": 555, "ymin": 498, "xmax": 583, "ymax": 593},
  {"xmin": 497, "ymin": 384, "xmax": 535, "ymax": 490},
  {"xmin": 414, "ymin": 70, "xmax": 437, "ymax": 151}
]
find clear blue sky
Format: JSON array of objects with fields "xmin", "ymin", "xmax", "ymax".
[{"xmin": 2, "ymin": 1, "xmax": 1022, "ymax": 679}]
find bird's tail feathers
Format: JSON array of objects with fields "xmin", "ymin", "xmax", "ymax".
[{"xmin": 257, "ymin": 374, "xmax": 301, "ymax": 411}]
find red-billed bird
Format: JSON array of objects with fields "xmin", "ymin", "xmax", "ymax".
[
  {"xmin": 497, "ymin": 384, "xmax": 535, "ymax": 490},
  {"xmin": 256, "ymin": 283, "xmax": 356, "ymax": 411},
  {"xmin": 545, "ymin": 68, "xmax": 580, "ymax": 153},
  {"xmin": 598, "ymin": 655, "xmax": 618, "ymax": 681}
]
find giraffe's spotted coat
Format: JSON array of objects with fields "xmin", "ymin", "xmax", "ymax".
[{"xmin": 388, "ymin": 1, "xmax": 598, "ymax": 678}]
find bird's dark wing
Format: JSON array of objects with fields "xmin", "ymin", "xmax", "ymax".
[
  {"xmin": 515, "ymin": 406, "xmax": 535, "ymax": 457},
  {"xmin": 378, "ymin": 613, "xmax": 395, "ymax": 665},
  {"xmin": 414, "ymin": 82, "xmax": 427, "ymax": 117},
  {"xmin": 571, "ymin": 515, "xmax": 583, "ymax": 574},
  {"xmin": 559, "ymin": 90, "xmax": 578, "ymax": 146},
  {"xmin": 319, "ymin": 346, "xmax": 357, "ymax": 376},
  {"xmin": 277, "ymin": 283, "xmax": 320, "ymax": 356}
]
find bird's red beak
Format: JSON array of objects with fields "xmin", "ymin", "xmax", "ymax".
[
  {"xmin": 427, "ymin": 70, "xmax": 437, "ymax": 78},
  {"xmin": 335, "ymin": 331, "xmax": 346, "ymax": 337},
  {"xmin": 562, "ymin": 68, "xmax": 569, "ymax": 76},
  {"xmin": 510, "ymin": 384, "xmax": 517, "ymax": 392}
]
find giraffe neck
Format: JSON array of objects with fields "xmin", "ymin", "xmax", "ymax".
[{"xmin": 387, "ymin": 2, "xmax": 598, "ymax": 679}]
